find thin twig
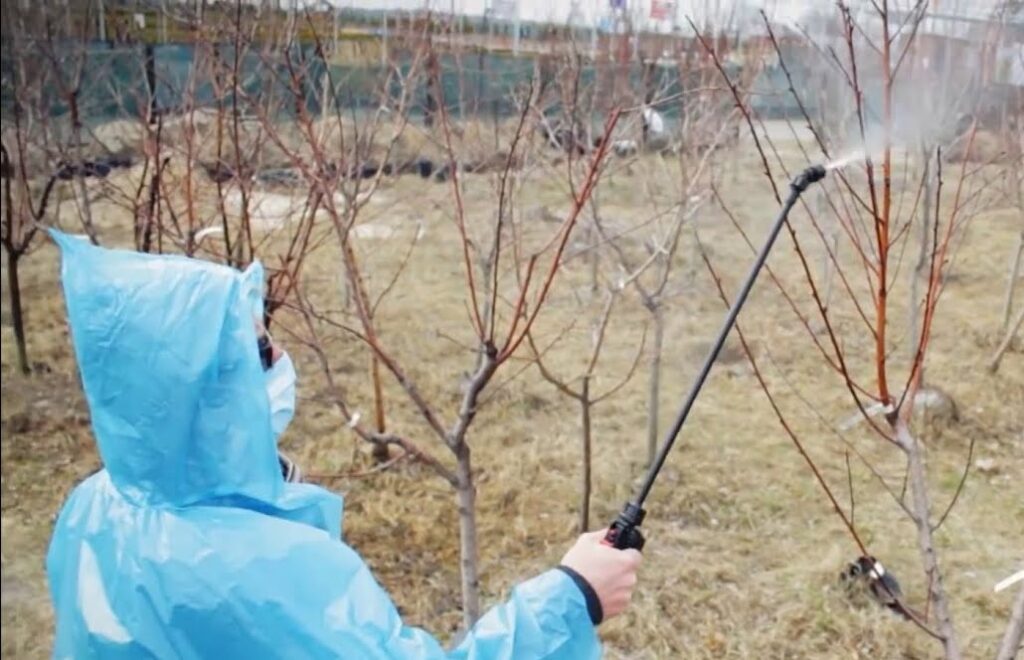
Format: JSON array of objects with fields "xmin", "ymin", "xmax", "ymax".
[
  {"xmin": 308, "ymin": 452, "xmax": 411, "ymax": 481},
  {"xmin": 931, "ymin": 433, "xmax": 974, "ymax": 533}
]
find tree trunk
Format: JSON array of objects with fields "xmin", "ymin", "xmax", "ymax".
[
  {"xmin": 1001, "ymin": 231, "xmax": 1023, "ymax": 332},
  {"xmin": 989, "ymin": 305, "xmax": 1024, "ymax": 374},
  {"xmin": 819, "ymin": 188, "xmax": 839, "ymax": 309},
  {"xmin": 447, "ymin": 355, "xmax": 497, "ymax": 631},
  {"xmin": 909, "ymin": 147, "xmax": 932, "ymax": 359},
  {"xmin": 141, "ymin": 162, "xmax": 161, "ymax": 254},
  {"xmin": 338, "ymin": 236, "xmax": 388, "ymax": 459},
  {"xmin": 897, "ymin": 421, "xmax": 963, "ymax": 660},
  {"xmin": 455, "ymin": 444, "xmax": 480, "ymax": 628},
  {"xmin": 1009, "ymin": 120, "xmax": 1024, "ymax": 331},
  {"xmin": 579, "ymin": 378, "xmax": 592, "ymax": 533},
  {"xmin": 144, "ymin": 44, "xmax": 157, "ymax": 120},
  {"xmin": 370, "ymin": 355, "xmax": 389, "ymax": 461},
  {"xmin": 6, "ymin": 249, "xmax": 29, "ymax": 375},
  {"xmin": 69, "ymin": 107, "xmax": 99, "ymax": 245},
  {"xmin": 996, "ymin": 583, "xmax": 1024, "ymax": 660},
  {"xmin": 73, "ymin": 173, "xmax": 98, "ymax": 245},
  {"xmin": 424, "ymin": 58, "xmax": 439, "ymax": 128},
  {"xmin": 319, "ymin": 49, "xmax": 332, "ymax": 121},
  {"xmin": 589, "ymin": 223, "xmax": 600, "ymax": 297},
  {"xmin": 342, "ymin": 272, "xmax": 352, "ymax": 310},
  {"xmin": 646, "ymin": 303, "xmax": 664, "ymax": 467}
]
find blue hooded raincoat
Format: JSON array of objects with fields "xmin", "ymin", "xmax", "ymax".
[{"xmin": 45, "ymin": 231, "xmax": 602, "ymax": 659}]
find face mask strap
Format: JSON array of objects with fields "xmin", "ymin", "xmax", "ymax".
[{"xmin": 257, "ymin": 333, "xmax": 274, "ymax": 371}]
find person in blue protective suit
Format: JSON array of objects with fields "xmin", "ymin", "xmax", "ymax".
[{"xmin": 45, "ymin": 231, "xmax": 642, "ymax": 659}]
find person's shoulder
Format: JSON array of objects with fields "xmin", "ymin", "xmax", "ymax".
[
  {"xmin": 54, "ymin": 469, "xmax": 121, "ymax": 521},
  {"xmin": 119, "ymin": 506, "xmax": 367, "ymax": 615},
  {"xmin": 170, "ymin": 503, "xmax": 332, "ymax": 545}
]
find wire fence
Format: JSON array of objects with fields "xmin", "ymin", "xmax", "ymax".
[{"xmin": 1, "ymin": 40, "xmax": 787, "ymax": 129}]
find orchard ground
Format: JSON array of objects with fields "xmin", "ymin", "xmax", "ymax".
[{"xmin": 2, "ymin": 122, "xmax": 1022, "ymax": 658}]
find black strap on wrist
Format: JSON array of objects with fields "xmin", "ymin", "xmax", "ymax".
[{"xmin": 556, "ymin": 565, "xmax": 603, "ymax": 625}]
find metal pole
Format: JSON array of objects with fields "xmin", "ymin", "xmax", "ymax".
[
  {"xmin": 333, "ymin": 6, "xmax": 339, "ymax": 55},
  {"xmin": 160, "ymin": 0, "xmax": 167, "ymax": 43},
  {"xmin": 512, "ymin": 0, "xmax": 520, "ymax": 57},
  {"xmin": 64, "ymin": 0, "xmax": 73, "ymax": 38},
  {"xmin": 605, "ymin": 165, "xmax": 828, "ymax": 550},
  {"xmin": 381, "ymin": 11, "xmax": 388, "ymax": 67},
  {"xmin": 98, "ymin": 0, "xmax": 107, "ymax": 42},
  {"xmin": 590, "ymin": 11, "xmax": 597, "ymax": 60}
]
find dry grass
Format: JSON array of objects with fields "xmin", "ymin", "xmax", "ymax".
[{"xmin": 2, "ymin": 123, "xmax": 1022, "ymax": 659}]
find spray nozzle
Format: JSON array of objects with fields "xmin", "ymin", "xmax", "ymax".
[{"xmin": 791, "ymin": 164, "xmax": 827, "ymax": 193}]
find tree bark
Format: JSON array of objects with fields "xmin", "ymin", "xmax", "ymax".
[
  {"xmin": 579, "ymin": 377, "xmax": 592, "ymax": 533},
  {"xmin": 145, "ymin": 44, "xmax": 157, "ymax": 120},
  {"xmin": 449, "ymin": 354, "xmax": 498, "ymax": 629},
  {"xmin": 69, "ymin": 97, "xmax": 98, "ymax": 245},
  {"xmin": 6, "ymin": 249, "xmax": 30, "ymax": 375},
  {"xmin": 455, "ymin": 443, "xmax": 480, "ymax": 627},
  {"xmin": 589, "ymin": 223, "xmax": 600, "ymax": 297},
  {"xmin": 370, "ymin": 355, "xmax": 389, "ymax": 461},
  {"xmin": 338, "ymin": 236, "xmax": 389, "ymax": 460},
  {"xmin": 819, "ymin": 188, "xmax": 840, "ymax": 310},
  {"xmin": 989, "ymin": 305, "xmax": 1024, "ymax": 374},
  {"xmin": 897, "ymin": 420, "xmax": 963, "ymax": 660},
  {"xmin": 646, "ymin": 303, "xmax": 664, "ymax": 467},
  {"xmin": 909, "ymin": 147, "xmax": 932, "ymax": 359},
  {"xmin": 1001, "ymin": 231, "xmax": 1023, "ymax": 332},
  {"xmin": 996, "ymin": 583, "xmax": 1024, "ymax": 660}
]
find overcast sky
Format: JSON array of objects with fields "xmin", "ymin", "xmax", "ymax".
[
  {"xmin": 317, "ymin": 1, "xmax": 814, "ymax": 26},
  {"xmin": 301, "ymin": 0, "xmax": 1005, "ymax": 29}
]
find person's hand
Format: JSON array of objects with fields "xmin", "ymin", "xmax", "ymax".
[{"xmin": 560, "ymin": 529, "xmax": 642, "ymax": 621}]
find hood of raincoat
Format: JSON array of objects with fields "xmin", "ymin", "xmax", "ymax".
[
  {"xmin": 46, "ymin": 231, "xmax": 602, "ymax": 659},
  {"xmin": 52, "ymin": 230, "xmax": 285, "ymax": 507}
]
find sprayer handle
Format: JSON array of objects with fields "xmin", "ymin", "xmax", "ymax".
[
  {"xmin": 604, "ymin": 520, "xmax": 645, "ymax": 551},
  {"xmin": 603, "ymin": 502, "xmax": 647, "ymax": 551}
]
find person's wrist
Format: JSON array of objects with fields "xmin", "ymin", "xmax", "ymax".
[{"xmin": 556, "ymin": 565, "xmax": 603, "ymax": 625}]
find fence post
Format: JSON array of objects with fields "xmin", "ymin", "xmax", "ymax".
[
  {"xmin": 145, "ymin": 44, "xmax": 157, "ymax": 121},
  {"xmin": 98, "ymin": 0, "xmax": 107, "ymax": 42},
  {"xmin": 381, "ymin": 11, "xmax": 388, "ymax": 67},
  {"xmin": 512, "ymin": 1, "xmax": 520, "ymax": 57}
]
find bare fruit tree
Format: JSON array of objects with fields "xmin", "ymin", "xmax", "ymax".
[
  {"xmin": 1, "ymin": 3, "xmax": 105, "ymax": 373},
  {"xmin": 528, "ymin": 280, "xmax": 647, "ymax": 534},
  {"xmin": 233, "ymin": 15, "xmax": 626, "ymax": 627},
  {"xmin": 698, "ymin": 4, "xmax": 1022, "ymax": 658},
  {"xmin": 594, "ymin": 41, "xmax": 754, "ymax": 467},
  {"xmin": 523, "ymin": 27, "xmax": 761, "ymax": 471}
]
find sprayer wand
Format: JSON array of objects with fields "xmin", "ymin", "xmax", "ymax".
[{"xmin": 605, "ymin": 164, "xmax": 828, "ymax": 551}]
